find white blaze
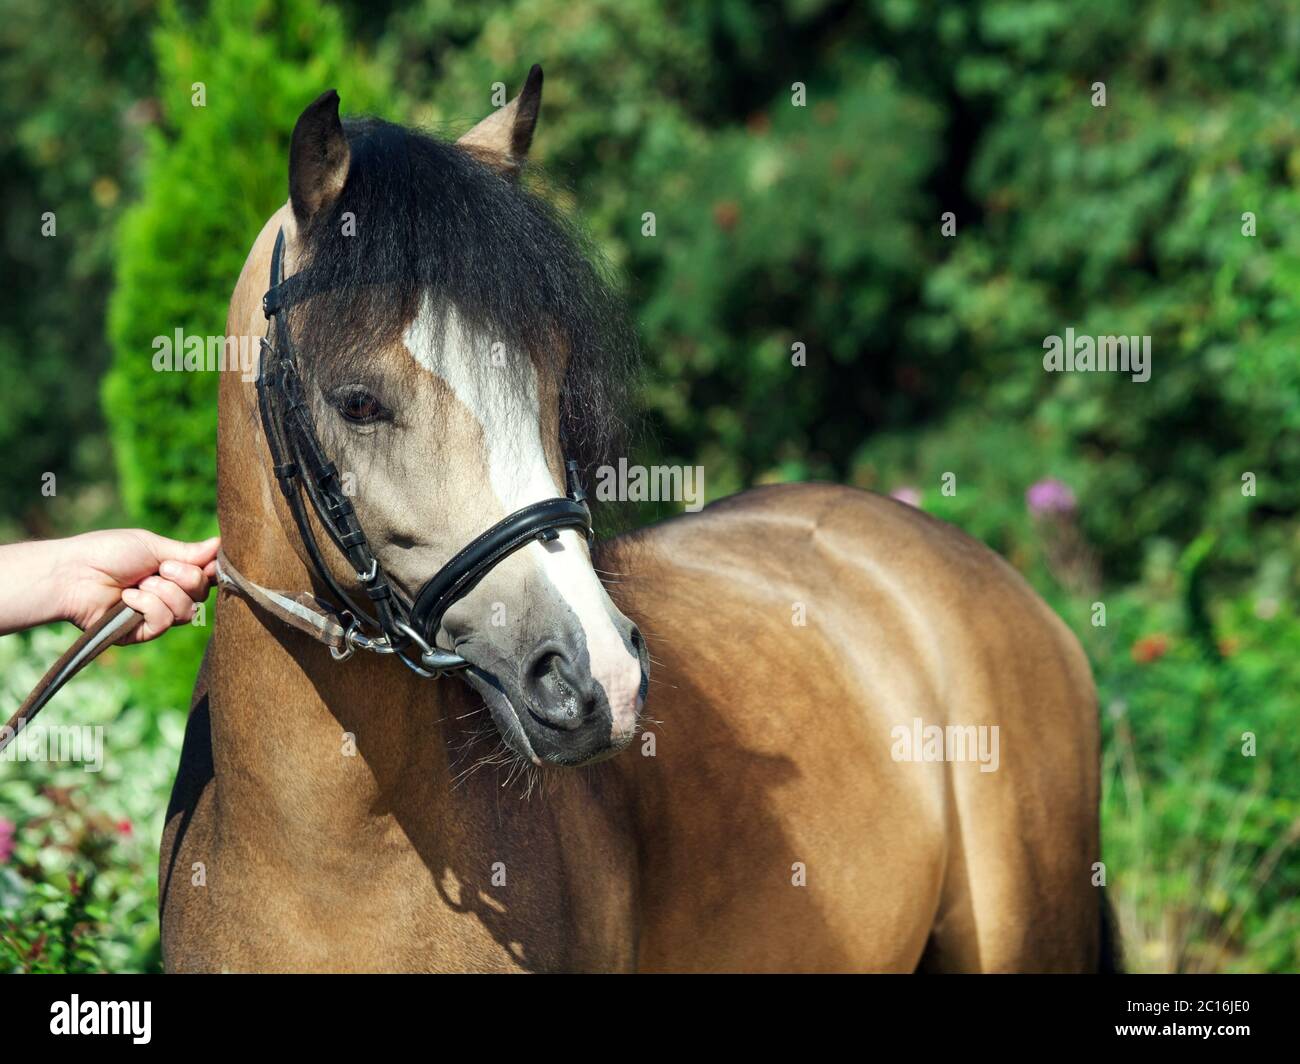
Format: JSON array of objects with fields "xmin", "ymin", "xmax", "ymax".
[{"xmin": 404, "ymin": 299, "xmax": 641, "ymax": 738}]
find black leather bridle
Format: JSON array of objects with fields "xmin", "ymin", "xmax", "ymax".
[{"xmin": 255, "ymin": 227, "xmax": 593, "ymax": 677}]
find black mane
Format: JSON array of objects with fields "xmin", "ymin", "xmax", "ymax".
[{"xmin": 288, "ymin": 116, "xmax": 638, "ymax": 489}]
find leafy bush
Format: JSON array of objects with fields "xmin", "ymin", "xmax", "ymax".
[
  {"xmin": 0, "ymin": 628, "xmax": 183, "ymax": 973},
  {"xmin": 904, "ymin": 0, "xmax": 1300, "ymax": 583},
  {"xmin": 1091, "ymin": 592, "xmax": 1300, "ymax": 972},
  {"xmin": 0, "ymin": 0, "xmax": 155, "ymax": 535},
  {"xmin": 103, "ymin": 0, "xmax": 393, "ymax": 538}
]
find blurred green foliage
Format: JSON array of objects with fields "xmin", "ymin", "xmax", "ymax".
[
  {"xmin": 103, "ymin": 0, "xmax": 390, "ymax": 538},
  {"xmin": 1, "ymin": 0, "xmax": 1297, "ymax": 971},
  {"xmin": 0, "ymin": 0, "xmax": 156, "ymax": 534},
  {"xmin": 1093, "ymin": 591, "xmax": 1300, "ymax": 972}
]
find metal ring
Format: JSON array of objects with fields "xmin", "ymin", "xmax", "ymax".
[
  {"xmin": 330, "ymin": 615, "xmax": 400, "ymax": 659},
  {"xmin": 393, "ymin": 621, "xmax": 469, "ymax": 675},
  {"xmin": 330, "ymin": 618, "xmax": 359, "ymax": 661},
  {"xmin": 387, "ymin": 623, "xmax": 439, "ymax": 678},
  {"xmin": 394, "ymin": 649, "xmax": 438, "ymax": 678},
  {"xmin": 393, "ymin": 620, "xmax": 436, "ymax": 662}
]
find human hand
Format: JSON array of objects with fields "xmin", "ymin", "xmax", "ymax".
[
  {"xmin": 0, "ymin": 530, "xmax": 220, "ymax": 643},
  {"xmin": 58, "ymin": 530, "xmax": 220, "ymax": 643}
]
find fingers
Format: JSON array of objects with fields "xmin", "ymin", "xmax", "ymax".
[
  {"xmin": 119, "ymin": 587, "xmax": 180, "ymax": 643},
  {"xmin": 120, "ymin": 564, "xmax": 212, "ymax": 643},
  {"xmin": 158, "ymin": 559, "xmax": 211, "ymax": 602},
  {"xmin": 176, "ymin": 535, "xmax": 221, "ymax": 568},
  {"xmin": 140, "ymin": 574, "xmax": 198, "ymax": 622},
  {"xmin": 97, "ymin": 532, "xmax": 220, "ymax": 644},
  {"xmin": 137, "ymin": 531, "xmax": 222, "ymax": 569}
]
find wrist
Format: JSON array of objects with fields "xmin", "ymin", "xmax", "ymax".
[
  {"xmin": 0, "ymin": 538, "xmax": 69, "ymax": 634},
  {"xmin": 44, "ymin": 536, "xmax": 79, "ymax": 625}
]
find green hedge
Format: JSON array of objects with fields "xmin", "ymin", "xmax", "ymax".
[
  {"xmin": 0, "ymin": 0, "xmax": 155, "ymax": 533},
  {"xmin": 103, "ymin": 0, "xmax": 391, "ymax": 539}
]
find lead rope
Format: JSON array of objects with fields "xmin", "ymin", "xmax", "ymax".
[
  {"xmin": 215, "ymin": 550, "xmax": 465, "ymax": 675},
  {"xmin": 0, "ymin": 549, "xmax": 399, "ymax": 763},
  {"xmin": 0, "ymin": 544, "xmax": 431, "ymax": 762},
  {"xmin": 0, "ymin": 602, "xmax": 144, "ymax": 757},
  {"xmin": 215, "ymin": 549, "xmax": 350, "ymax": 651}
]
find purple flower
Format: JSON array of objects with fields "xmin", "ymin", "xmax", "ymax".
[
  {"xmin": 0, "ymin": 817, "xmax": 14, "ymax": 864},
  {"xmin": 1026, "ymin": 477, "xmax": 1076, "ymax": 517},
  {"xmin": 890, "ymin": 486, "xmax": 922, "ymax": 508}
]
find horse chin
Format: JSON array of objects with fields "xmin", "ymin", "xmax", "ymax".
[{"xmin": 459, "ymin": 666, "xmax": 543, "ymax": 767}]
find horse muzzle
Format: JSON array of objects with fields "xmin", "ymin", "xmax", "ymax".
[{"xmin": 452, "ymin": 612, "xmax": 649, "ymax": 767}]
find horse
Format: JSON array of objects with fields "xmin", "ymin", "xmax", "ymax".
[{"xmin": 159, "ymin": 68, "xmax": 1110, "ymax": 972}]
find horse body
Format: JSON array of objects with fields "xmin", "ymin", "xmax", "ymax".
[
  {"xmin": 162, "ymin": 471, "xmax": 1100, "ymax": 972},
  {"xmin": 159, "ymin": 76, "xmax": 1101, "ymax": 972}
]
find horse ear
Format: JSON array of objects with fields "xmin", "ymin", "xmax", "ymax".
[
  {"xmin": 457, "ymin": 65, "xmax": 543, "ymax": 176},
  {"xmin": 289, "ymin": 90, "xmax": 350, "ymax": 227}
]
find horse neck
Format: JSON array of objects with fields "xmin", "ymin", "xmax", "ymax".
[{"xmin": 205, "ymin": 485, "xmax": 493, "ymax": 858}]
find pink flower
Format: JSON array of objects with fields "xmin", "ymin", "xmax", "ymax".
[
  {"xmin": 115, "ymin": 819, "xmax": 133, "ymax": 838},
  {"xmin": 890, "ymin": 486, "xmax": 922, "ymax": 508},
  {"xmin": 0, "ymin": 817, "xmax": 15, "ymax": 864},
  {"xmin": 1026, "ymin": 477, "xmax": 1076, "ymax": 516}
]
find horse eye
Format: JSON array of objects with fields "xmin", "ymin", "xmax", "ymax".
[{"xmin": 335, "ymin": 389, "xmax": 385, "ymax": 424}]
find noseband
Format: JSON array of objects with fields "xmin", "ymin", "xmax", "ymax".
[{"xmin": 253, "ymin": 226, "xmax": 593, "ymax": 676}]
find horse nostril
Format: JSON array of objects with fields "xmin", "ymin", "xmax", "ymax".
[
  {"xmin": 522, "ymin": 645, "xmax": 597, "ymax": 731},
  {"xmin": 529, "ymin": 650, "xmax": 562, "ymax": 686}
]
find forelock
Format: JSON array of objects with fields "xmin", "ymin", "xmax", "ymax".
[{"xmin": 285, "ymin": 116, "xmax": 639, "ymax": 488}]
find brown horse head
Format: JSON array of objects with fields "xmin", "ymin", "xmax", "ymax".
[{"xmin": 251, "ymin": 70, "xmax": 647, "ymax": 767}]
